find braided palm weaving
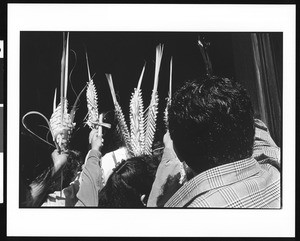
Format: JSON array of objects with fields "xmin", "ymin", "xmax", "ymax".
[
  {"xmin": 106, "ymin": 44, "xmax": 164, "ymax": 157},
  {"xmin": 85, "ymin": 52, "xmax": 111, "ymax": 138},
  {"xmin": 22, "ymin": 32, "xmax": 85, "ymax": 153}
]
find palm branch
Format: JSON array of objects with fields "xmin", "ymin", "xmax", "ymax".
[
  {"xmin": 164, "ymin": 57, "xmax": 173, "ymax": 130},
  {"xmin": 144, "ymin": 44, "xmax": 164, "ymax": 155},
  {"xmin": 85, "ymin": 52, "xmax": 99, "ymax": 129},
  {"xmin": 106, "ymin": 73, "xmax": 133, "ymax": 155},
  {"xmin": 129, "ymin": 64, "xmax": 146, "ymax": 156},
  {"xmin": 22, "ymin": 32, "xmax": 81, "ymax": 153}
]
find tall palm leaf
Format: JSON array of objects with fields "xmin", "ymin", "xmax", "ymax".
[
  {"xmin": 164, "ymin": 57, "xmax": 173, "ymax": 130},
  {"xmin": 144, "ymin": 44, "xmax": 164, "ymax": 155},
  {"xmin": 85, "ymin": 52, "xmax": 99, "ymax": 129},
  {"xmin": 129, "ymin": 64, "xmax": 146, "ymax": 156},
  {"xmin": 106, "ymin": 74, "xmax": 133, "ymax": 155}
]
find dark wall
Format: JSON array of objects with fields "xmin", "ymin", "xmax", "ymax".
[
  {"xmin": 0, "ymin": 58, "xmax": 3, "ymax": 104},
  {"xmin": 232, "ymin": 32, "xmax": 282, "ymax": 146},
  {"xmin": 0, "ymin": 107, "xmax": 2, "ymax": 152},
  {"xmin": 20, "ymin": 31, "xmax": 237, "ymax": 187}
]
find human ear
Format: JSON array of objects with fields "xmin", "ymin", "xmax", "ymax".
[{"xmin": 140, "ymin": 194, "xmax": 146, "ymax": 206}]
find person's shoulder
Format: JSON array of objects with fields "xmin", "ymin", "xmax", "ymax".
[{"xmin": 254, "ymin": 118, "xmax": 269, "ymax": 131}]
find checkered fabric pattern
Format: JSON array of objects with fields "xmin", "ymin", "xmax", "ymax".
[{"xmin": 164, "ymin": 119, "xmax": 281, "ymax": 208}]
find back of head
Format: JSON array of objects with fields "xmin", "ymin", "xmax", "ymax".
[
  {"xmin": 98, "ymin": 155, "xmax": 159, "ymax": 207},
  {"xmin": 168, "ymin": 76, "xmax": 255, "ymax": 173}
]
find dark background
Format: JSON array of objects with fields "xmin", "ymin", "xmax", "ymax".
[
  {"xmin": 19, "ymin": 31, "xmax": 282, "ymax": 205},
  {"xmin": 0, "ymin": 107, "xmax": 2, "ymax": 152},
  {"xmin": 0, "ymin": 59, "xmax": 3, "ymax": 104}
]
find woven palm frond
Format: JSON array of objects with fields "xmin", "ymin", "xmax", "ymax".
[
  {"xmin": 50, "ymin": 99, "xmax": 75, "ymax": 152},
  {"xmin": 50, "ymin": 32, "xmax": 79, "ymax": 152},
  {"xmin": 114, "ymin": 99, "xmax": 133, "ymax": 156},
  {"xmin": 22, "ymin": 32, "xmax": 82, "ymax": 199},
  {"xmin": 85, "ymin": 52, "xmax": 99, "ymax": 129},
  {"xmin": 164, "ymin": 57, "xmax": 173, "ymax": 129},
  {"xmin": 86, "ymin": 80, "xmax": 99, "ymax": 128},
  {"xmin": 144, "ymin": 44, "xmax": 164, "ymax": 155},
  {"xmin": 84, "ymin": 53, "xmax": 111, "ymax": 137},
  {"xmin": 129, "ymin": 64, "xmax": 146, "ymax": 156},
  {"xmin": 106, "ymin": 73, "xmax": 133, "ymax": 155},
  {"xmin": 42, "ymin": 32, "xmax": 75, "ymax": 152},
  {"xmin": 22, "ymin": 111, "xmax": 57, "ymax": 149},
  {"xmin": 144, "ymin": 93, "xmax": 159, "ymax": 155}
]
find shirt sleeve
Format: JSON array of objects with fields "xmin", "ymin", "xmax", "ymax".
[
  {"xmin": 252, "ymin": 119, "xmax": 281, "ymax": 169},
  {"xmin": 147, "ymin": 146, "xmax": 184, "ymax": 207},
  {"xmin": 76, "ymin": 149, "xmax": 104, "ymax": 206}
]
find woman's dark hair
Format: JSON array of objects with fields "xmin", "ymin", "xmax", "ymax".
[
  {"xmin": 168, "ymin": 76, "xmax": 255, "ymax": 173},
  {"xmin": 98, "ymin": 155, "xmax": 159, "ymax": 208}
]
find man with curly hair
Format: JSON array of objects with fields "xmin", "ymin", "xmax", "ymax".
[{"xmin": 149, "ymin": 76, "xmax": 280, "ymax": 208}]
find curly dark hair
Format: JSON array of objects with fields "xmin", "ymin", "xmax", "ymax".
[
  {"xmin": 168, "ymin": 76, "xmax": 255, "ymax": 173},
  {"xmin": 98, "ymin": 155, "xmax": 159, "ymax": 208}
]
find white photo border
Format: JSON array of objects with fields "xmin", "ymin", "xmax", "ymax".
[{"xmin": 7, "ymin": 4, "xmax": 295, "ymax": 237}]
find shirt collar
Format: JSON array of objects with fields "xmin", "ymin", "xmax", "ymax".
[{"xmin": 165, "ymin": 157, "xmax": 260, "ymax": 207}]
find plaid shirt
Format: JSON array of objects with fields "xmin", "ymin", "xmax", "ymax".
[{"xmin": 163, "ymin": 119, "xmax": 280, "ymax": 208}]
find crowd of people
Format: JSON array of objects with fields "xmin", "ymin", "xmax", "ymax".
[{"xmin": 23, "ymin": 75, "xmax": 280, "ymax": 208}]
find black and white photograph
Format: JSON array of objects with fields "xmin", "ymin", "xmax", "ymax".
[
  {"xmin": 0, "ymin": 105, "xmax": 3, "ymax": 204},
  {"xmin": 19, "ymin": 31, "xmax": 282, "ymax": 209},
  {"xmin": 7, "ymin": 4, "xmax": 295, "ymax": 237}
]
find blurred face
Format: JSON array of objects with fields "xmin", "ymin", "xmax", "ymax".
[{"xmin": 54, "ymin": 128, "xmax": 70, "ymax": 152}]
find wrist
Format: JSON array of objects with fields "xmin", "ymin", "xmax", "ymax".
[
  {"xmin": 87, "ymin": 149, "xmax": 102, "ymax": 162},
  {"xmin": 51, "ymin": 164, "xmax": 62, "ymax": 177}
]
